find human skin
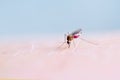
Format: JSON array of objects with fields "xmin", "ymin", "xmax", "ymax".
[{"xmin": 0, "ymin": 34, "xmax": 120, "ymax": 80}]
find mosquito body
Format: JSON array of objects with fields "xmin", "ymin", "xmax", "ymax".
[{"xmin": 65, "ymin": 29, "xmax": 82, "ymax": 48}]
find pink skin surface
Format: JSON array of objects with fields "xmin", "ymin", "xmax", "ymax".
[{"xmin": 0, "ymin": 34, "xmax": 120, "ymax": 80}]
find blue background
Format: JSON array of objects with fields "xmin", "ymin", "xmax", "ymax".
[{"xmin": 0, "ymin": 0, "xmax": 120, "ymax": 36}]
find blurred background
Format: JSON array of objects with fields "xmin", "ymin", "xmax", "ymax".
[{"xmin": 0, "ymin": 0, "xmax": 120, "ymax": 37}]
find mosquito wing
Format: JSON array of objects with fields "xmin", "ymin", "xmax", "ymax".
[{"xmin": 70, "ymin": 28, "xmax": 82, "ymax": 35}]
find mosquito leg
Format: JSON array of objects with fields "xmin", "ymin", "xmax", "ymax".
[
  {"xmin": 58, "ymin": 42, "xmax": 65, "ymax": 48},
  {"xmin": 58, "ymin": 34, "xmax": 67, "ymax": 48},
  {"xmin": 69, "ymin": 44, "xmax": 71, "ymax": 48},
  {"xmin": 64, "ymin": 34, "xmax": 67, "ymax": 43},
  {"xmin": 68, "ymin": 43, "xmax": 70, "ymax": 48},
  {"xmin": 73, "ymin": 40, "xmax": 76, "ymax": 47}
]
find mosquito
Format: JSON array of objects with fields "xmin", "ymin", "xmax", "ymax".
[
  {"xmin": 65, "ymin": 29, "xmax": 82, "ymax": 48},
  {"xmin": 59, "ymin": 28, "xmax": 98, "ymax": 48},
  {"xmin": 58, "ymin": 28, "xmax": 82, "ymax": 48}
]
